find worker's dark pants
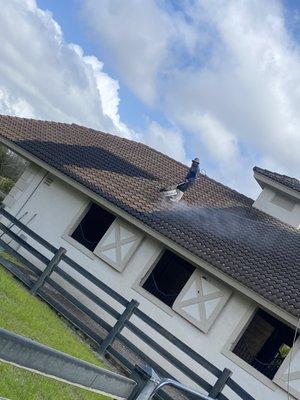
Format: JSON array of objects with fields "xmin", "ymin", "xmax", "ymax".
[{"xmin": 177, "ymin": 180, "xmax": 194, "ymax": 192}]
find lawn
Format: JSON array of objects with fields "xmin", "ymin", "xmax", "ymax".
[{"xmin": 0, "ymin": 263, "xmax": 112, "ymax": 400}]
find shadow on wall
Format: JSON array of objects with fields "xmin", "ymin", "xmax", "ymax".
[{"xmin": 15, "ymin": 140, "xmax": 158, "ymax": 181}]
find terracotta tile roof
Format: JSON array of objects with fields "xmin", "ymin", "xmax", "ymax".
[
  {"xmin": 0, "ymin": 115, "xmax": 299, "ymax": 318},
  {"xmin": 254, "ymin": 166, "xmax": 300, "ymax": 193}
]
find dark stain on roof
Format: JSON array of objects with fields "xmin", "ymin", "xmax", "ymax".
[
  {"xmin": 254, "ymin": 166, "xmax": 300, "ymax": 193},
  {"xmin": 16, "ymin": 140, "xmax": 158, "ymax": 181},
  {"xmin": 0, "ymin": 115, "xmax": 299, "ymax": 318}
]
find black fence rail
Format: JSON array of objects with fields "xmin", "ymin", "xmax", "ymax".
[{"xmin": 0, "ymin": 206, "xmax": 255, "ymax": 400}]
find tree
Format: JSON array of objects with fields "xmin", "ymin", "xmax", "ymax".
[{"xmin": 0, "ymin": 145, "xmax": 27, "ymax": 194}]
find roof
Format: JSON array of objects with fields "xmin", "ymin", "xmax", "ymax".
[
  {"xmin": 0, "ymin": 115, "xmax": 299, "ymax": 319},
  {"xmin": 254, "ymin": 166, "xmax": 300, "ymax": 193}
]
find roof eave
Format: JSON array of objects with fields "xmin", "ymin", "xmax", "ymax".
[
  {"xmin": 1, "ymin": 136, "xmax": 299, "ymax": 327},
  {"xmin": 254, "ymin": 171, "xmax": 300, "ymax": 201}
]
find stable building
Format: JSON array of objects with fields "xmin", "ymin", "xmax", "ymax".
[{"xmin": 0, "ymin": 115, "xmax": 299, "ymax": 400}]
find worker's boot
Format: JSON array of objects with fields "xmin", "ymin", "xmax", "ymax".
[{"xmin": 169, "ymin": 189, "xmax": 184, "ymax": 202}]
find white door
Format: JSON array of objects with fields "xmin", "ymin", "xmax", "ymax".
[
  {"xmin": 173, "ymin": 270, "xmax": 231, "ymax": 333},
  {"xmin": 3, "ymin": 165, "xmax": 34, "ymax": 208},
  {"xmin": 94, "ymin": 218, "xmax": 143, "ymax": 271}
]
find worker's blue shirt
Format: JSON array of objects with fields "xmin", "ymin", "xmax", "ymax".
[
  {"xmin": 176, "ymin": 162, "xmax": 200, "ymax": 192},
  {"xmin": 185, "ymin": 164, "xmax": 200, "ymax": 181}
]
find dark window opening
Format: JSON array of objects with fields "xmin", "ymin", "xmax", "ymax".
[
  {"xmin": 71, "ymin": 203, "xmax": 115, "ymax": 252},
  {"xmin": 142, "ymin": 250, "xmax": 195, "ymax": 307},
  {"xmin": 233, "ymin": 309, "xmax": 297, "ymax": 379}
]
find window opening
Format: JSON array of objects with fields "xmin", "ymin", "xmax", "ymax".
[
  {"xmin": 142, "ymin": 250, "xmax": 195, "ymax": 307},
  {"xmin": 233, "ymin": 309, "xmax": 297, "ymax": 379},
  {"xmin": 71, "ymin": 203, "xmax": 115, "ymax": 252}
]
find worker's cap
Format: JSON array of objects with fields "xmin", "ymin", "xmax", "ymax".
[{"xmin": 192, "ymin": 157, "xmax": 200, "ymax": 164}]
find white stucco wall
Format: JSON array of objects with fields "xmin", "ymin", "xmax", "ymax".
[
  {"xmin": 254, "ymin": 186, "xmax": 300, "ymax": 229},
  {"xmin": 2, "ymin": 164, "xmax": 295, "ymax": 400}
]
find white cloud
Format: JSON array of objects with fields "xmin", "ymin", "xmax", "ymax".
[
  {"xmin": 78, "ymin": 52, "xmax": 134, "ymax": 138},
  {"xmin": 0, "ymin": 0, "xmax": 188, "ymax": 164},
  {"xmin": 82, "ymin": 0, "xmax": 197, "ymax": 104},
  {"xmin": 164, "ymin": 0, "xmax": 300, "ymax": 194},
  {"xmin": 82, "ymin": 0, "xmax": 300, "ymax": 196},
  {"xmin": 0, "ymin": 0, "xmax": 133, "ymax": 138},
  {"xmin": 143, "ymin": 121, "xmax": 188, "ymax": 164},
  {"xmin": 2, "ymin": 0, "xmax": 299, "ymax": 198},
  {"xmin": 0, "ymin": 87, "xmax": 36, "ymax": 118}
]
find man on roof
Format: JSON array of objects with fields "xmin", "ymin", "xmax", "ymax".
[{"xmin": 161, "ymin": 157, "xmax": 200, "ymax": 202}]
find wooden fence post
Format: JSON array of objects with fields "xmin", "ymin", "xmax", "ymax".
[
  {"xmin": 99, "ymin": 299, "xmax": 139, "ymax": 356},
  {"xmin": 208, "ymin": 368, "xmax": 232, "ymax": 398},
  {"xmin": 31, "ymin": 247, "xmax": 66, "ymax": 295}
]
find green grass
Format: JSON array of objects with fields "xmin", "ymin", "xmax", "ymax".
[
  {"xmin": 0, "ymin": 250, "xmax": 25, "ymax": 267},
  {"xmin": 0, "ymin": 264, "xmax": 111, "ymax": 400},
  {"xmin": 0, "ymin": 364, "xmax": 110, "ymax": 400}
]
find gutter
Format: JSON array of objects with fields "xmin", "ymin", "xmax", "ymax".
[{"xmin": 0, "ymin": 136, "xmax": 298, "ymax": 328}]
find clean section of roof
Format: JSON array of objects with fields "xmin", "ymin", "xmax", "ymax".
[
  {"xmin": 0, "ymin": 115, "xmax": 299, "ymax": 318},
  {"xmin": 254, "ymin": 166, "xmax": 300, "ymax": 193}
]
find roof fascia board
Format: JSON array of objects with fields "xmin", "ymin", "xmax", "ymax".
[
  {"xmin": 2, "ymin": 137, "xmax": 298, "ymax": 327},
  {"xmin": 254, "ymin": 171, "xmax": 300, "ymax": 201}
]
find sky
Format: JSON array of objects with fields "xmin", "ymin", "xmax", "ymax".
[{"xmin": 0, "ymin": 0, "xmax": 299, "ymax": 198}]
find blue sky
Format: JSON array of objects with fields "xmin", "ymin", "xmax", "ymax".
[
  {"xmin": 38, "ymin": 0, "xmax": 171, "ymax": 131},
  {"xmin": 1, "ymin": 0, "xmax": 299, "ymax": 198}
]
